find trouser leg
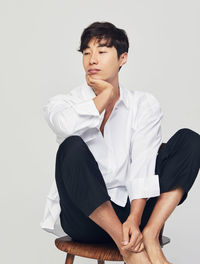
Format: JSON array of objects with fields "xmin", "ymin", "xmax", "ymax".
[
  {"xmin": 139, "ymin": 128, "xmax": 200, "ymax": 231},
  {"xmin": 55, "ymin": 135, "xmax": 130, "ymax": 243}
]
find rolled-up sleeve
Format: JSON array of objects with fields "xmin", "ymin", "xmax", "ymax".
[
  {"xmin": 43, "ymin": 94, "xmax": 105, "ymax": 143},
  {"xmin": 125, "ymin": 92, "xmax": 164, "ymax": 202}
]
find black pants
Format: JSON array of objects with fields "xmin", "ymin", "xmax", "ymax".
[{"xmin": 55, "ymin": 128, "xmax": 200, "ymax": 243}]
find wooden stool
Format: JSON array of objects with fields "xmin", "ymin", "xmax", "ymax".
[
  {"xmin": 55, "ymin": 225, "xmax": 170, "ymax": 264},
  {"xmin": 55, "ymin": 143, "xmax": 168, "ymax": 263}
]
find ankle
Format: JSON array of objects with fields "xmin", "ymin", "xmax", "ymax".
[
  {"xmin": 109, "ymin": 231, "xmax": 124, "ymax": 255},
  {"xmin": 142, "ymin": 226, "xmax": 160, "ymax": 240},
  {"xmin": 111, "ymin": 236, "xmax": 133, "ymax": 258}
]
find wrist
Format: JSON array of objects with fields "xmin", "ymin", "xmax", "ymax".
[
  {"xmin": 127, "ymin": 214, "xmax": 141, "ymax": 226},
  {"xmin": 102, "ymin": 87, "xmax": 114, "ymax": 105}
]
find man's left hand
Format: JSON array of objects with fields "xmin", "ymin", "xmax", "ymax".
[{"xmin": 121, "ymin": 216, "xmax": 144, "ymax": 253}]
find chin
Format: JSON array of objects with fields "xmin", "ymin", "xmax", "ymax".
[{"xmin": 92, "ymin": 75, "xmax": 104, "ymax": 80}]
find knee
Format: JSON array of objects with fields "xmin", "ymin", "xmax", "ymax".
[
  {"xmin": 61, "ymin": 135, "xmax": 85, "ymax": 147},
  {"xmin": 58, "ymin": 135, "xmax": 88, "ymax": 158},
  {"xmin": 177, "ymin": 128, "xmax": 200, "ymax": 154},
  {"xmin": 176, "ymin": 127, "xmax": 198, "ymax": 137}
]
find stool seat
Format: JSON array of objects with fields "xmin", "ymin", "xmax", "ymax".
[
  {"xmin": 55, "ymin": 236, "xmax": 122, "ymax": 261},
  {"xmin": 55, "ymin": 233, "xmax": 170, "ymax": 263}
]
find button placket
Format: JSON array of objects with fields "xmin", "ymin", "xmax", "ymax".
[{"xmin": 101, "ymin": 101, "xmax": 120, "ymax": 174}]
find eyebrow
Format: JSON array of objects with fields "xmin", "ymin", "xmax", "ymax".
[{"xmin": 85, "ymin": 43, "xmax": 108, "ymax": 49}]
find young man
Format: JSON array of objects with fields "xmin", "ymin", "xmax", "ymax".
[{"xmin": 40, "ymin": 22, "xmax": 200, "ymax": 264}]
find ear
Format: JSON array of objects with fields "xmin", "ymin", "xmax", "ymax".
[{"xmin": 119, "ymin": 52, "xmax": 128, "ymax": 67}]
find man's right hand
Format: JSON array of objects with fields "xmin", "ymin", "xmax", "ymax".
[
  {"xmin": 85, "ymin": 73, "xmax": 116, "ymax": 114},
  {"xmin": 86, "ymin": 73, "xmax": 114, "ymax": 97}
]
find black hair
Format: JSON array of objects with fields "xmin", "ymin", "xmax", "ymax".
[{"xmin": 77, "ymin": 21, "xmax": 129, "ymax": 71}]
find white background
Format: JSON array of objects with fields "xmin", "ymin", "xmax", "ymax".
[{"xmin": 1, "ymin": 0, "xmax": 200, "ymax": 263}]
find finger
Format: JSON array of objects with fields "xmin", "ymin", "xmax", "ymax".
[
  {"xmin": 121, "ymin": 237, "xmax": 137, "ymax": 251},
  {"xmin": 131, "ymin": 241, "xmax": 143, "ymax": 253},
  {"xmin": 88, "ymin": 76, "xmax": 97, "ymax": 88},
  {"xmin": 87, "ymin": 75, "xmax": 95, "ymax": 84},
  {"xmin": 122, "ymin": 231, "xmax": 140, "ymax": 250},
  {"xmin": 132, "ymin": 234, "xmax": 143, "ymax": 249},
  {"xmin": 86, "ymin": 74, "xmax": 94, "ymax": 83},
  {"xmin": 138, "ymin": 242, "xmax": 145, "ymax": 251},
  {"xmin": 128, "ymin": 242, "xmax": 140, "ymax": 253},
  {"xmin": 135, "ymin": 242, "xmax": 145, "ymax": 253},
  {"xmin": 121, "ymin": 226, "xmax": 130, "ymax": 247},
  {"xmin": 86, "ymin": 74, "xmax": 92, "ymax": 85}
]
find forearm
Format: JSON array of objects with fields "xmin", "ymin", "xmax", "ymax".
[
  {"xmin": 128, "ymin": 198, "xmax": 147, "ymax": 225},
  {"xmin": 93, "ymin": 86, "xmax": 114, "ymax": 114}
]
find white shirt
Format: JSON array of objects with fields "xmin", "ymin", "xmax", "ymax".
[{"xmin": 40, "ymin": 80, "xmax": 164, "ymax": 237}]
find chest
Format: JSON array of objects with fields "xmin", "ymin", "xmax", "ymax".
[
  {"xmin": 88, "ymin": 106, "xmax": 133, "ymax": 173},
  {"xmin": 100, "ymin": 112, "xmax": 110, "ymax": 137}
]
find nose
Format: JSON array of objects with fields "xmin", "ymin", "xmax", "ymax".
[{"xmin": 89, "ymin": 52, "xmax": 98, "ymax": 64}]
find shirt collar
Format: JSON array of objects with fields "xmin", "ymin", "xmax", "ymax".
[{"xmin": 82, "ymin": 80, "xmax": 130, "ymax": 110}]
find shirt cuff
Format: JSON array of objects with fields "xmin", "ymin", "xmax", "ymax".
[
  {"xmin": 72, "ymin": 98, "xmax": 101, "ymax": 116},
  {"xmin": 126, "ymin": 174, "xmax": 160, "ymax": 202}
]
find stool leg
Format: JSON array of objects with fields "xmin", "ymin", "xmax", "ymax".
[
  {"xmin": 97, "ymin": 261, "xmax": 104, "ymax": 264},
  {"xmin": 65, "ymin": 253, "xmax": 75, "ymax": 264},
  {"xmin": 159, "ymin": 223, "xmax": 165, "ymax": 248}
]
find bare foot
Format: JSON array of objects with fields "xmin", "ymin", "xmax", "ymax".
[
  {"xmin": 142, "ymin": 228, "xmax": 173, "ymax": 264},
  {"xmin": 113, "ymin": 237, "xmax": 152, "ymax": 264},
  {"xmin": 122, "ymin": 249, "xmax": 152, "ymax": 264}
]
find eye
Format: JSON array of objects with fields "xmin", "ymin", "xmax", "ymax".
[{"xmin": 83, "ymin": 51, "xmax": 106, "ymax": 55}]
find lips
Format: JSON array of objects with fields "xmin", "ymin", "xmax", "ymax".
[{"xmin": 88, "ymin": 69, "xmax": 101, "ymax": 74}]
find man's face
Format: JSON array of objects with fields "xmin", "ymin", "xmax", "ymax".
[{"xmin": 82, "ymin": 37, "xmax": 127, "ymax": 82}]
